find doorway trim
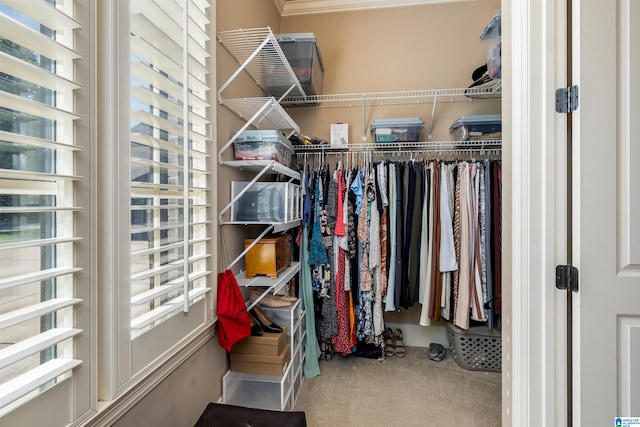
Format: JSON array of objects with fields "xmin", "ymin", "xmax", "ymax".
[{"xmin": 504, "ymin": 0, "xmax": 569, "ymax": 425}]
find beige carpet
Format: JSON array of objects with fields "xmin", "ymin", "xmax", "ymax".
[{"xmin": 294, "ymin": 346, "xmax": 501, "ymax": 427}]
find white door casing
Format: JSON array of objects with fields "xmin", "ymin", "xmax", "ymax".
[{"xmin": 573, "ymin": 0, "xmax": 640, "ymax": 425}]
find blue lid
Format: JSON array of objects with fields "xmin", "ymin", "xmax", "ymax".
[
  {"xmin": 480, "ymin": 10, "xmax": 501, "ymax": 40},
  {"xmin": 371, "ymin": 117, "xmax": 425, "ymax": 128},
  {"xmin": 450, "ymin": 114, "xmax": 502, "ymax": 129}
]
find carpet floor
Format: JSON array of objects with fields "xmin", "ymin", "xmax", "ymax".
[{"xmin": 294, "ymin": 346, "xmax": 502, "ymax": 427}]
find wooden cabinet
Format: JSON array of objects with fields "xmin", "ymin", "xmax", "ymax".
[{"xmin": 244, "ymin": 234, "xmax": 292, "ymax": 279}]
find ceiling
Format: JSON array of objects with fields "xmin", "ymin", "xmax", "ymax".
[{"xmin": 273, "ymin": 0, "xmax": 472, "ymax": 16}]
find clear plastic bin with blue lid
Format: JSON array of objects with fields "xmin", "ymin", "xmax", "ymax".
[
  {"xmin": 449, "ymin": 114, "xmax": 502, "ymax": 141},
  {"xmin": 232, "ymin": 129, "xmax": 295, "ymax": 167},
  {"xmin": 370, "ymin": 117, "xmax": 425, "ymax": 143},
  {"xmin": 267, "ymin": 33, "xmax": 324, "ymax": 97}
]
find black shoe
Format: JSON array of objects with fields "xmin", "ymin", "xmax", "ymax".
[
  {"xmin": 249, "ymin": 313, "xmax": 263, "ymax": 336},
  {"xmin": 251, "ymin": 306, "xmax": 283, "ymax": 333}
]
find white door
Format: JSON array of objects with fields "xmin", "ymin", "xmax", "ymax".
[{"xmin": 573, "ymin": 0, "xmax": 640, "ymax": 424}]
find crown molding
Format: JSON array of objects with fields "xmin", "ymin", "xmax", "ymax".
[
  {"xmin": 275, "ymin": 0, "xmax": 477, "ymax": 16},
  {"xmin": 273, "ymin": 0, "xmax": 287, "ymax": 14}
]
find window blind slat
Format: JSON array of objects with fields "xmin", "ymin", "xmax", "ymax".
[
  {"xmin": 130, "ymin": 181, "xmax": 184, "ymax": 192},
  {"xmin": 188, "ymin": 92, "xmax": 209, "ymax": 113},
  {"xmin": 0, "ymin": 267, "xmax": 82, "ymax": 291},
  {"xmin": 131, "ymin": 271, "xmax": 210, "ymax": 305},
  {"xmin": 131, "ymin": 85, "xmax": 183, "ymax": 118},
  {"xmin": 131, "ymin": 0, "xmax": 183, "ymax": 46},
  {"xmin": 131, "ymin": 157, "xmax": 184, "ymax": 172},
  {"xmin": 0, "ymin": 91, "xmax": 81, "ymax": 122},
  {"xmin": 131, "ymin": 36, "xmax": 182, "ymax": 83},
  {"xmin": 131, "ymin": 110, "xmax": 183, "ymax": 137},
  {"xmin": 188, "ymin": 17, "xmax": 209, "ymax": 46},
  {"xmin": 0, "ymin": 328, "xmax": 82, "ymax": 370},
  {"xmin": 2, "ymin": 0, "xmax": 81, "ymax": 30},
  {"xmin": 0, "ymin": 206, "xmax": 82, "ymax": 213},
  {"xmin": 0, "ymin": 359, "xmax": 82, "ymax": 409},
  {"xmin": 0, "ymin": 237, "xmax": 81, "ymax": 252},
  {"xmin": 131, "ymin": 287, "xmax": 211, "ymax": 330},
  {"xmin": 0, "ymin": 130, "xmax": 82, "ymax": 151},
  {"xmin": 0, "ymin": 298, "xmax": 82, "ymax": 330},
  {"xmin": 131, "ymin": 254, "xmax": 210, "ymax": 281},
  {"xmin": 130, "ymin": 188, "xmax": 184, "ymax": 198},
  {"xmin": 0, "ymin": 51, "xmax": 81, "ymax": 92},
  {"xmin": 131, "ymin": 13, "xmax": 182, "ymax": 65},
  {"xmin": 131, "ymin": 61, "xmax": 184, "ymax": 103},
  {"xmin": 131, "ymin": 237, "xmax": 210, "ymax": 256},
  {"xmin": 0, "ymin": 15, "xmax": 80, "ymax": 61},
  {"xmin": 0, "ymin": 168, "xmax": 81, "ymax": 182},
  {"xmin": 131, "ymin": 134, "xmax": 210, "ymax": 157}
]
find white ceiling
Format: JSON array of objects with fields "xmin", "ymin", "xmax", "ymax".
[{"xmin": 273, "ymin": 0, "xmax": 473, "ymax": 16}]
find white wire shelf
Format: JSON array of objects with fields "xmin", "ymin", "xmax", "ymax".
[
  {"xmin": 237, "ymin": 261, "xmax": 301, "ymax": 311},
  {"xmin": 217, "ymin": 27, "xmax": 307, "ymax": 100},
  {"xmin": 292, "ymin": 139, "xmax": 502, "ymax": 152},
  {"xmin": 221, "ymin": 219, "xmax": 300, "ymax": 234},
  {"xmin": 217, "ymin": 97, "xmax": 301, "ymax": 163},
  {"xmin": 280, "ymin": 81, "xmax": 502, "ymax": 109},
  {"xmin": 220, "ymin": 97, "xmax": 300, "ymax": 132},
  {"xmin": 221, "ymin": 160, "xmax": 301, "ymax": 181}
]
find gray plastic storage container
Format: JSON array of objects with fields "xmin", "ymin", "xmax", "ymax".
[
  {"xmin": 232, "ymin": 130, "xmax": 295, "ymax": 167},
  {"xmin": 449, "ymin": 114, "xmax": 502, "ymax": 141},
  {"xmin": 370, "ymin": 117, "xmax": 425, "ymax": 143},
  {"xmin": 268, "ymin": 33, "xmax": 324, "ymax": 97}
]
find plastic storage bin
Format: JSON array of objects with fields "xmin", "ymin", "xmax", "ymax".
[
  {"xmin": 223, "ymin": 368, "xmax": 294, "ymax": 411},
  {"xmin": 268, "ymin": 33, "xmax": 324, "ymax": 97},
  {"xmin": 449, "ymin": 114, "xmax": 502, "ymax": 141},
  {"xmin": 232, "ymin": 130, "xmax": 295, "ymax": 167},
  {"xmin": 445, "ymin": 322, "xmax": 502, "ymax": 372},
  {"xmin": 370, "ymin": 117, "xmax": 425, "ymax": 143},
  {"xmin": 480, "ymin": 10, "xmax": 501, "ymax": 78},
  {"xmin": 231, "ymin": 181, "xmax": 302, "ymax": 223}
]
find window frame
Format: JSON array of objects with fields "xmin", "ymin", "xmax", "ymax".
[{"xmin": 96, "ymin": 0, "xmax": 216, "ymax": 403}]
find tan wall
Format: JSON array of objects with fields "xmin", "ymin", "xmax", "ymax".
[
  {"xmin": 280, "ymin": 0, "xmax": 500, "ymax": 334},
  {"xmin": 110, "ymin": 340, "xmax": 228, "ymax": 427},
  {"xmin": 216, "ymin": 0, "xmax": 283, "ymax": 274},
  {"xmin": 281, "ymin": 0, "xmax": 501, "ymax": 142}
]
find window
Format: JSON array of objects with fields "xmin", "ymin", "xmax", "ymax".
[
  {"xmin": 0, "ymin": 0, "xmax": 214, "ymax": 423},
  {"xmin": 99, "ymin": 0, "xmax": 214, "ymax": 398},
  {"xmin": 129, "ymin": 0, "xmax": 212, "ymax": 338},
  {"xmin": 0, "ymin": 0, "xmax": 93, "ymax": 423}
]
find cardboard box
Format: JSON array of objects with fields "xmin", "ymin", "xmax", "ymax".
[
  {"xmin": 231, "ymin": 327, "xmax": 287, "ymax": 357},
  {"xmin": 230, "ymin": 343, "xmax": 291, "ymax": 376}
]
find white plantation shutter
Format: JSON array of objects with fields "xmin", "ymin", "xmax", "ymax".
[
  {"xmin": 0, "ymin": 0, "xmax": 84, "ymax": 416},
  {"xmin": 129, "ymin": 0, "xmax": 212, "ymax": 336}
]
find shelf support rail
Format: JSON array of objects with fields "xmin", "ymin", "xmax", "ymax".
[
  {"xmin": 427, "ymin": 90, "xmax": 440, "ymax": 140},
  {"xmin": 226, "ymin": 224, "xmax": 275, "ymax": 272},
  {"xmin": 218, "ymin": 162, "xmax": 274, "ymax": 223},
  {"xmin": 217, "ymin": 36, "xmax": 271, "ymax": 101},
  {"xmin": 362, "ymin": 93, "xmax": 367, "ymax": 141},
  {"xmin": 217, "ymin": 99, "xmax": 272, "ymax": 164}
]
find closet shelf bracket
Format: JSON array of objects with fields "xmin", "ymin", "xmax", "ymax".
[{"xmin": 427, "ymin": 90, "xmax": 439, "ymax": 140}]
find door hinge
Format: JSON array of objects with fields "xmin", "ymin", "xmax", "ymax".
[
  {"xmin": 555, "ymin": 85, "xmax": 579, "ymax": 113},
  {"xmin": 555, "ymin": 265, "xmax": 579, "ymax": 292}
]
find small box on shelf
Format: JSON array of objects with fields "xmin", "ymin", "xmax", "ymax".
[
  {"xmin": 370, "ymin": 117, "xmax": 425, "ymax": 143},
  {"xmin": 231, "ymin": 327, "xmax": 287, "ymax": 357},
  {"xmin": 267, "ymin": 33, "xmax": 324, "ymax": 97},
  {"xmin": 232, "ymin": 129, "xmax": 295, "ymax": 167},
  {"xmin": 230, "ymin": 343, "xmax": 291, "ymax": 376},
  {"xmin": 245, "ymin": 234, "xmax": 292, "ymax": 279},
  {"xmin": 231, "ymin": 181, "xmax": 302, "ymax": 223}
]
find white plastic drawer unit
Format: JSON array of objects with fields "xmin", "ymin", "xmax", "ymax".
[
  {"xmin": 223, "ymin": 368, "xmax": 294, "ymax": 411},
  {"xmin": 231, "ymin": 181, "xmax": 302, "ymax": 223}
]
